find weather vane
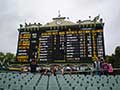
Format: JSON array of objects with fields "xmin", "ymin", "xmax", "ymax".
[{"xmin": 58, "ymin": 10, "xmax": 61, "ymax": 17}]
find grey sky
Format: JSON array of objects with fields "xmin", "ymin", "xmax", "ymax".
[{"xmin": 0, "ymin": 0, "xmax": 120, "ymax": 55}]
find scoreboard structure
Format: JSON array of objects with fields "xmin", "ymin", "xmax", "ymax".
[{"xmin": 16, "ymin": 15, "xmax": 105, "ymax": 63}]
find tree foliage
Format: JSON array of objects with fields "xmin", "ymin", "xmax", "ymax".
[
  {"xmin": 0, "ymin": 52, "xmax": 16, "ymax": 68},
  {"xmin": 115, "ymin": 46, "xmax": 120, "ymax": 57},
  {"xmin": 5, "ymin": 53, "xmax": 15, "ymax": 62},
  {"xmin": 0, "ymin": 52, "xmax": 5, "ymax": 61},
  {"xmin": 106, "ymin": 46, "xmax": 120, "ymax": 68}
]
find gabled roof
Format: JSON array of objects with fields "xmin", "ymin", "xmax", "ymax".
[
  {"xmin": 18, "ymin": 15, "xmax": 104, "ymax": 30},
  {"xmin": 43, "ymin": 17, "xmax": 76, "ymax": 27}
]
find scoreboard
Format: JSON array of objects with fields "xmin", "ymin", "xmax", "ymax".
[{"xmin": 16, "ymin": 16, "xmax": 105, "ymax": 63}]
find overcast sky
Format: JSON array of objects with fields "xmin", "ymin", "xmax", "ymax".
[{"xmin": 0, "ymin": 0, "xmax": 120, "ymax": 55}]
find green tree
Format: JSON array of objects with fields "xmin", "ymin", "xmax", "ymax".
[
  {"xmin": 0, "ymin": 52, "xmax": 5, "ymax": 68},
  {"xmin": 0, "ymin": 52, "xmax": 16, "ymax": 69},
  {"xmin": 114, "ymin": 46, "xmax": 120, "ymax": 67},
  {"xmin": 0, "ymin": 52, "xmax": 5, "ymax": 65},
  {"xmin": 0, "ymin": 52, "xmax": 5, "ymax": 60},
  {"xmin": 106, "ymin": 46, "xmax": 120, "ymax": 68},
  {"xmin": 5, "ymin": 52, "xmax": 15, "ymax": 62},
  {"xmin": 115, "ymin": 46, "xmax": 120, "ymax": 57}
]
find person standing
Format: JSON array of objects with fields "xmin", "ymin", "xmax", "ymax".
[
  {"xmin": 108, "ymin": 63, "xmax": 113, "ymax": 75},
  {"xmin": 30, "ymin": 59, "xmax": 37, "ymax": 73},
  {"xmin": 102, "ymin": 60, "xmax": 109, "ymax": 75},
  {"xmin": 93, "ymin": 57, "xmax": 102, "ymax": 75},
  {"xmin": 61, "ymin": 67, "xmax": 64, "ymax": 75}
]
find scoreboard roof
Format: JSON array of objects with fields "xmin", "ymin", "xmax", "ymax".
[
  {"xmin": 44, "ymin": 17, "xmax": 76, "ymax": 27},
  {"xmin": 18, "ymin": 15, "xmax": 104, "ymax": 30}
]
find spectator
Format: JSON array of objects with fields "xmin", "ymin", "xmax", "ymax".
[
  {"xmin": 102, "ymin": 60, "xmax": 109, "ymax": 75},
  {"xmin": 30, "ymin": 59, "xmax": 37, "ymax": 73},
  {"xmin": 93, "ymin": 57, "xmax": 102, "ymax": 75},
  {"xmin": 100, "ymin": 58, "xmax": 105, "ymax": 75},
  {"xmin": 51, "ymin": 66, "xmax": 56, "ymax": 76},
  {"xmin": 108, "ymin": 63, "xmax": 113, "ymax": 75},
  {"xmin": 44, "ymin": 69, "xmax": 47, "ymax": 74},
  {"xmin": 61, "ymin": 68, "xmax": 64, "ymax": 75}
]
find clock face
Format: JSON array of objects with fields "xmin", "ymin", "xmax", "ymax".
[{"xmin": 56, "ymin": 20, "xmax": 62, "ymax": 25}]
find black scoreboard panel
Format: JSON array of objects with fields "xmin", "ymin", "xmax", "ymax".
[
  {"xmin": 37, "ymin": 28, "xmax": 105, "ymax": 63},
  {"xmin": 29, "ymin": 32, "xmax": 39, "ymax": 61},
  {"xmin": 39, "ymin": 35, "xmax": 53, "ymax": 62},
  {"xmin": 66, "ymin": 32, "xmax": 80, "ymax": 61},
  {"xmin": 16, "ymin": 24, "xmax": 105, "ymax": 63},
  {"xmin": 16, "ymin": 31, "xmax": 31, "ymax": 62}
]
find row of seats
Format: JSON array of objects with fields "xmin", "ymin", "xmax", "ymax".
[{"xmin": 0, "ymin": 71, "xmax": 120, "ymax": 90}]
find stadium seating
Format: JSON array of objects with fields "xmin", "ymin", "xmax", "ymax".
[{"xmin": 0, "ymin": 71, "xmax": 120, "ymax": 90}]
